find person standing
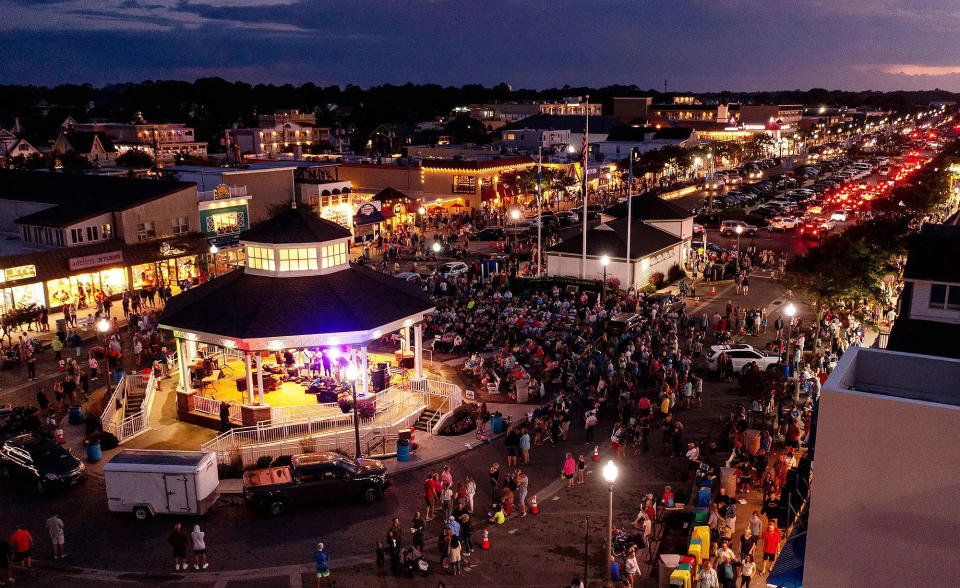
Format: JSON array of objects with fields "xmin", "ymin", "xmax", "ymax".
[
  {"xmin": 584, "ymin": 409, "xmax": 598, "ymax": 444},
  {"xmin": 562, "ymin": 453, "xmax": 576, "ymax": 488},
  {"xmin": 168, "ymin": 522, "xmax": 189, "ymax": 571},
  {"xmin": 465, "ymin": 475, "xmax": 476, "ymax": 513},
  {"xmin": 424, "ymin": 474, "xmax": 438, "ymax": 521},
  {"xmin": 698, "ymin": 559, "xmax": 719, "ymax": 588},
  {"xmin": 191, "ymin": 525, "xmax": 208, "ymax": 570},
  {"xmin": 624, "ymin": 547, "xmax": 641, "ymax": 586},
  {"xmin": 760, "ymin": 521, "xmax": 781, "ymax": 575},
  {"xmin": 25, "ymin": 351, "xmax": 36, "ymax": 381},
  {"xmin": 375, "ymin": 540, "xmax": 385, "ymax": 577},
  {"xmin": 219, "ymin": 401, "xmax": 232, "ymax": 433},
  {"xmin": 45, "ymin": 512, "xmax": 65, "ymax": 559},
  {"xmin": 9, "ymin": 526, "xmax": 32, "ymax": 571},
  {"xmin": 313, "ymin": 542, "xmax": 331, "ymax": 587},
  {"xmin": 0, "ymin": 536, "xmax": 12, "ymax": 584},
  {"xmin": 516, "ymin": 469, "xmax": 529, "ymax": 517},
  {"xmin": 739, "ymin": 554, "xmax": 756, "ymax": 587},
  {"xmin": 518, "ymin": 427, "xmax": 531, "ymax": 464},
  {"xmin": 51, "ymin": 336, "xmax": 63, "ymax": 364},
  {"xmin": 459, "ymin": 514, "xmax": 472, "ymax": 556}
]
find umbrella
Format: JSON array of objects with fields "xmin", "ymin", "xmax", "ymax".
[
  {"xmin": 428, "ymin": 206, "xmax": 443, "ymax": 213},
  {"xmin": 450, "ymin": 203, "xmax": 465, "ymax": 208}
]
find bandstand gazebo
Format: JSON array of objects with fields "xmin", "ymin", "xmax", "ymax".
[{"xmin": 159, "ymin": 206, "xmax": 436, "ymax": 427}]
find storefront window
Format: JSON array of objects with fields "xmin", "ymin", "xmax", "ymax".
[
  {"xmin": 211, "ymin": 211, "xmax": 241, "ymax": 234},
  {"xmin": 0, "ymin": 283, "xmax": 45, "ymax": 314},
  {"xmin": 278, "ymin": 247, "xmax": 318, "ymax": 271}
]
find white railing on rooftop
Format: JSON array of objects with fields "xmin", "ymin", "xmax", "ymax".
[{"xmin": 198, "ymin": 185, "xmax": 248, "ymax": 202}]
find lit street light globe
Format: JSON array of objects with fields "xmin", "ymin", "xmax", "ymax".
[
  {"xmin": 785, "ymin": 302, "xmax": 797, "ymax": 317},
  {"xmin": 209, "ymin": 244, "xmax": 218, "ymax": 255},
  {"xmin": 735, "ymin": 225, "xmax": 743, "ymax": 235},
  {"xmin": 97, "ymin": 318, "xmax": 110, "ymax": 333},
  {"xmin": 345, "ymin": 363, "xmax": 358, "ymax": 381},
  {"xmin": 602, "ymin": 459, "xmax": 618, "ymax": 483},
  {"xmin": 432, "ymin": 242, "xmax": 441, "ymax": 253},
  {"xmin": 418, "ymin": 207, "xmax": 426, "ymax": 215},
  {"xmin": 600, "ymin": 255, "xmax": 610, "ymax": 267},
  {"xmin": 510, "ymin": 209, "xmax": 520, "ymax": 221}
]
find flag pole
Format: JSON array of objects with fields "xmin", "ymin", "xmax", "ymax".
[
  {"xmin": 626, "ymin": 147, "xmax": 634, "ymax": 289},
  {"xmin": 537, "ymin": 144, "xmax": 543, "ymax": 277},
  {"xmin": 580, "ymin": 95, "xmax": 590, "ymax": 279}
]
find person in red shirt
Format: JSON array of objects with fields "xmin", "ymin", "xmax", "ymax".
[
  {"xmin": 761, "ymin": 521, "xmax": 781, "ymax": 574},
  {"xmin": 424, "ymin": 474, "xmax": 437, "ymax": 521},
  {"xmin": 9, "ymin": 525, "xmax": 33, "ymax": 570}
]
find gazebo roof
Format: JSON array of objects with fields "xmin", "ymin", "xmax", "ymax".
[
  {"xmin": 239, "ymin": 207, "xmax": 352, "ymax": 244},
  {"xmin": 374, "ymin": 186, "xmax": 416, "ymax": 203},
  {"xmin": 159, "ymin": 264, "xmax": 435, "ymax": 345}
]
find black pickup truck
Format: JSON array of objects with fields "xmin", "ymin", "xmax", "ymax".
[{"xmin": 242, "ymin": 452, "xmax": 388, "ymax": 515}]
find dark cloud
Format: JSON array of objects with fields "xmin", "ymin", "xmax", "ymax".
[{"xmin": 0, "ymin": 0, "xmax": 958, "ymax": 90}]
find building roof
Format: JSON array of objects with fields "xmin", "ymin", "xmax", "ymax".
[
  {"xmin": 374, "ymin": 186, "xmax": 416, "ymax": 203},
  {"xmin": 902, "ymin": 224, "xmax": 960, "ymax": 283},
  {"xmin": 602, "ymin": 193, "xmax": 694, "ymax": 221},
  {"xmin": 239, "ymin": 207, "xmax": 352, "ymax": 244},
  {"xmin": 507, "ymin": 114, "xmax": 619, "ymax": 135},
  {"xmin": 2, "ymin": 170, "xmax": 195, "ymax": 228},
  {"xmin": 62, "ymin": 131, "xmax": 115, "ymax": 154},
  {"xmin": 159, "ymin": 264, "xmax": 435, "ymax": 341},
  {"xmin": 547, "ymin": 220, "xmax": 681, "ymax": 260},
  {"xmin": 652, "ymin": 127, "xmax": 695, "ymax": 141},
  {"xmin": 886, "ymin": 318, "xmax": 960, "ymax": 361}
]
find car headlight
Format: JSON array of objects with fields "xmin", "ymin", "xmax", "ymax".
[{"xmin": 45, "ymin": 473, "xmax": 59, "ymax": 480}]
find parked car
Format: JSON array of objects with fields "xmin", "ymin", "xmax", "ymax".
[
  {"xmin": 830, "ymin": 209, "xmax": 849, "ymax": 222},
  {"xmin": 705, "ymin": 344, "xmax": 780, "ymax": 373},
  {"xmin": 243, "ymin": 452, "xmax": 389, "ymax": 515},
  {"xmin": 395, "ymin": 272, "xmax": 423, "ymax": 284},
  {"xmin": 721, "ymin": 220, "xmax": 758, "ymax": 236},
  {"xmin": 693, "ymin": 223, "xmax": 705, "ymax": 235},
  {"xmin": 437, "ymin": 261, "xmax": 469, "ymax": 277},
  {"xmin": 470, "ymin": 227, "xmax": 505, "ymax": 241},
  {"xmin": 644, "ymin": 293, "xmax": 686, "ymax": 314},
  {"xmin": 556, "ymin": 211, "xmax": 580, "ymax": 225},
  {"xmin": 0, "ymin": 433, "xmax": 87, "ymax": 494}
]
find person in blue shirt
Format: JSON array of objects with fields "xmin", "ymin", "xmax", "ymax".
[
  {"xmin": 610, "ymin": 555, "xmax": 621, "ymax": 582},
  {"xmin": 313, "ymin": 542, "xmax": 331, "ymax": 587}
]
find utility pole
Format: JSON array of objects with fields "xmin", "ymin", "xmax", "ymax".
[
  {"xmin": 626, "ymin": 148, "xmax": 634, "ymax": 289},
  {"xmin": 537, "ymin": 145, "xmax": 543, "ymax": 277},
  {"xmin": 580, "ymin": 95, "xmax": 590, "ymax": 279}
]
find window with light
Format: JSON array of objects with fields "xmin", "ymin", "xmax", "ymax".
[
  {"xmin": 321, "ymin": 242, "xmax": 347, "ymax": 269},
  {"xmin": 247, "ymin": 246, "xmax": 275, "ymax": 271},
  {"xmin": 279, "ymin": 247, "xmax": 318, "ymax": 271}
]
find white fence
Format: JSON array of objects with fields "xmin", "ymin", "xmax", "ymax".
[
  {"xmin": 192, "ymin": 395, "xmax": 243, "ymax": 422},
  {"xmin": 100, "ymin": 371, "xmax": 159, "ymax": 443},
  {"xmin": 200, "ymin": 380, "xmax": 458, "ymax": 467}
]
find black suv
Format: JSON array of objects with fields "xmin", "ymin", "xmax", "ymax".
[{"xmin": 0, "ymin": 433, "xmax": 87, "ymax": 494}]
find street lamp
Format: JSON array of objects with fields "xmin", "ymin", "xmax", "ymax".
[
  {"xmin": 600, "ymin": 255, "xmax": 610, "ymax": 300},
  {"xmin": 602, "ymin": 459, "xmax": 618, "ymax": 582},
  {"xmin": 784, "ymin": 303, "xmax": 797, "ymax": 374},
  {"xmin": 510, "ymin": 209, "xmax": 521, "ymax": 251},
  {"xmin": 97, "ymin": 318, "xmax": 112, "ymax": 387},
  {"xmin": 345, "ymin": 356, "xmax": 362, "ymax": 459},
  {"xmin": 418, "ymin": 206, "xmax": 426, "ymax": 231},
  {"xmin": 209, "ymin": 244, "xmax": 219, "ymax": 278},
  {"xmin": 432, "ymin": 241, "xmax": 441, "ymax": 256}
]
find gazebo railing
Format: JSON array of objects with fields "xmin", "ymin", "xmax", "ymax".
[
  {"xmin": 100, "ymin": 371, "xmax": 159, "ymax": 444},
  {"xmin": 200, "ymin": 380, "xmax": 447, "ymax": 466}
]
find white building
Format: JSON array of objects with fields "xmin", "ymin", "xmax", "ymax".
[
  {"xmin": 225, "ymin": 110, "xmax": 330, "ymax": 162},
  {"xmin": 545, "ymin": 194, "xmax": 694, "ymax": 289},
  {"xmin": 804, "ymin": 346, "xmax": 960, "ymax": 588},
  {"xmin": 500, "ymin": 128, "xmax": 570, "ymax": 152}
]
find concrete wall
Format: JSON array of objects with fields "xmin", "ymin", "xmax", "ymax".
[
  {"xmin": 806, "ymin": 352, "xmax": 960, "ymax": 588},
  {"xmin": 546, "ymin": 242, "xmax": 683, "ymax": 290},
  {"xmin": 223, "ymin": 168, "xmax": 295, "ymax": 224}
]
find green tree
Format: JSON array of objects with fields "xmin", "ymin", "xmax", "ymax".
[{"xmin": 56, "ymin": 151, "xmax": 92, "ymax": 170}]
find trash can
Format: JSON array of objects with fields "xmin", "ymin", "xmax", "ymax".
[
  {"xmin": 68, "ymin": 405, "xmax": 84, "ymax": 425},
  {"xmin": 396, "ymin": 439, "xmax": 410, "ymax": 462},
  {"xmin": 86, "ymin": 442, "xmax": 102, "ymax": 462},
  {"xmin": 719, "ymin": 467, "xmax": 737, "ymax": 497},
  {"xmin": 113, "ymin": 371, "xmax": 123, "ymax": 387},
  {"xmin": 490, "ymin": 414, "xmax": 503, "ymax": 434},
  {"xmin": 55, "ymin": 318, "xmax": 67, "ymax": 333}
]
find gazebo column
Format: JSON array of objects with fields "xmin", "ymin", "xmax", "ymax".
[
  {"xmin": 402, "ymin": 325, "xmax": 411, "ymax": 353},
  {"xmin": 414, "ymin": 323, "xmax": 424, "ymax": 379},
  {"xmin": 360, "ymin": 344, "xmax": 369, "ymax": 398},
  {"xmin": 244, "ymin": 351, "xmax": 254, "ymax": 405},
  {"xmin": 175, "ymin": 337, "xmax": 190, "ymax": 393},
  {"xmin": 256, "ymin": 352, "xmax": 265, "ymax": 405}
]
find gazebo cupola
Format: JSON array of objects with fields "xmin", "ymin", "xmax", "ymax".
[{"xmin": 239, "ymin": 206, "xmax": 353, "ymax": 278}]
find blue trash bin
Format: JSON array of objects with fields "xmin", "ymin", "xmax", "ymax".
[
  {"xmin": 490, "ymin": 415, "xmax": 503, "ymax": 434},
  {"xmin": 68, "ymin": 405, "xmax": 84, "ymax": 425},
  {"xmin": 86, "ymin": 442, "xmax": 102, "ymax": 462},
  {"xmin": 396, "ymin": 441, "xmax": 410, "ymax": 462}
]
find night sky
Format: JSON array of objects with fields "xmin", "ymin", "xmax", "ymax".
[{"xmin": 2, "ymin": 0, "xmax": 959, "ymax": 91}]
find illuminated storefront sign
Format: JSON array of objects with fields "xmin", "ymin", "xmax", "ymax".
[
  {"xmin": 69, "ymin": 250, "xmax": 124, "ymax": 271},
  {"xmin": 1, "ymin": 264, "xmax": 37, "ymax": 282}
]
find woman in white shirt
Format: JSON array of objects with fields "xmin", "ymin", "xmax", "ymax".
[
  {"xmin": 739, "ymin": 553, "xmax": 757, "ymax": 587},
  {"xmin": 191, "ymin": 525, "xmax": 208, "ymax": 569},
  {"xmin": 623, "ymin": 547, "xmax": 641, "ymax": 586},
  {"xmin": 698, "ymin": 559, "xmax": 719, "ymax": 588}
]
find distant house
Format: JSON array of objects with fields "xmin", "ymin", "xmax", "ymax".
[
  {"xmin": 0, "ymin": 129, "xmax": 41, "ymax": 163},
  {"xmin": 52, "ymin": 131, "xmax": 117, "ymax": 165},
  {"xmin": 368, "ymin": 124, "xmax": 414, "ymax": 155}
]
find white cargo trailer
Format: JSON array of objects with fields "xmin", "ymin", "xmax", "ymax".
[{"xmin": 104, "ymin": 449, "xmax": 219, "ymax": 519}]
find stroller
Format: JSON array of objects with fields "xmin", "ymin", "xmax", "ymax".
[{"xmin": 401, "ymin": 546, "xmax": 429, "ymax": 578}]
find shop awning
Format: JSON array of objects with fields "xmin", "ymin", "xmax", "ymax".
[
  {"xmin": 123, "ymin": 234, "xmax": 211, "ymax": 267},
  {"xmin": 354, "ymin": 210, "xmax": 385, "ymax": 225},
  {"xmin": 767, "ymin": 531, "xmax": 806, "ymax": 588},
  {"xmin": 381, "ymin": 207, "xmax": 396, "ymax": 220}
]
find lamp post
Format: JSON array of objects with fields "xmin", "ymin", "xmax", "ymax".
[
  {"xmin": 510, "ymin": 209, "xmax": 521, "ymax": 252},
  {"xmin": 734, "ymin": 225, "xmax": 743, "ymax": 266},
  {"xmin": 209, "ymin": 244, "xmax": 219, "ymax": 278},
  {"xmin": 602, "ymin": 459, "xmax": 618, "ymax": 582},
  {"xmin": 432, "ymin": 240, "xmax": 441, "ymax": 258},
  {"xmin": 784, "ymin": 302, "xmax": 797, "ymax": 375},
  {"xmin": 418, "ymin": 206, "xmax": 426, "ymax": 232},
  {"xmin": 97, "ymin": 318, "xmax": 112, "ymax": 388},
  {"xmin": 345, "ymin": 355, "xmax": 361, "ymax": 459},
  {"xmin": 707, "ymin": 152, "xmax": 715, "ymax": 212},
  {"xmin": 600, "ymin": 255, "xmax": 610, "ymax": 300}
]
